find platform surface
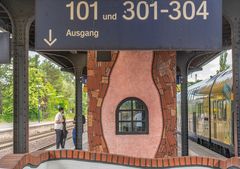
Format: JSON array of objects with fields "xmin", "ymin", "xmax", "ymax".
[
  {"xmin": 177, "ymin": 134, "xmax": 226, "ymax": 160},
  {"xmin": 47, "ymin": 132, "xmax": 226, "ymax": 160}
]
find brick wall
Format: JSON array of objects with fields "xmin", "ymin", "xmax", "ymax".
[
  {"xmin": 153, "ymin": 51, "xmax": 177, "ymax": 157},
  {"xmin": 88, "ymin": 51, "xmax": 177, "ymax": 157},
  {"xmin": 87, "ymin": 51, "xmax": 118, "ymax": 153},
  {"xmin": 0, "ymin": 150, "xmax": 239, "ymax": 169}
]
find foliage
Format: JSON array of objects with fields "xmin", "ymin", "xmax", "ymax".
[
  {"xmin": 0, "ymin": 54, "xmax": 87, "ymax": 122},
  {"xmin": 82, "ymin": 86, "xmax": 88, "ymax": 117},
  {"xmin": 0, "ymin": 64, "xmax": 13, "ymax": 122},
  {"xmin": 216, "ymin": 52, "xmax": 230, "ymax": 74}
]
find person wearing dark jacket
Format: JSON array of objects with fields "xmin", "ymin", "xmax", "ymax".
[
  {"xmin": 72, "ymin": 115, "xmax": 85, "ymax": 148},
  {"xmin": 61, "ymin": 114, "xmax": 68, "ymax": 148}
]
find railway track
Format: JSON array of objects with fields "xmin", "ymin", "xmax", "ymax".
[
  {"xmin": 0, "ymin": 121, "xmax": 78, "ymax": 158},
  {"xmin": 0, "ymin": 126, "xmax": 74, "ymax": 150}
]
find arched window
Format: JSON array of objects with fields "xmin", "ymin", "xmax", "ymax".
[{"xmin": 116, "ymin": 98, "xmax": 149, "ymax": 135}]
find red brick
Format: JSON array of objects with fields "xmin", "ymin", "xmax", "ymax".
[
  {"xmin": 61, "ymin": 150, "xmax": 67, "ymax": 158},
  {"xmin": 191, "ymin": 156, "xmax": 197, "ymax": 165},
  {"xmin": 219, "ymin": 160, "xmax": 227, "ymax": 169},
  {"xmin": 101, "ymin": 154, "xmax": 107, "ymax": 162},
  {"xmin": 140, "ymin": 158, "xmax": 145, "ymax": 167},
  {"xmin": 213, "ymin": 159, "xmax": 220, "ymax": 167},
  {"xmin": 208, "ymin": 158, "xmax": 214, "ymax": 167},
  {"xmin": 96, "ymin": 153, "xmax": 101, "ymax": 161},
  {"xmin": 90, "ymin": 152, "xmax": 96, "ymax": 160},
  {"xmin": 73, "ymin": 151, "xmax": 79, "ymax": 159},
  {"xmin": 55, "ymin": 151, "xmax": 61, "ymax": 159},
  {"xmin": 107, "ymin": 154, "xmax": 112, "ymax": 163},
  {"xmin": 41, "ymin": 152, "xmax": 49, "ymax": 161},
  {"xmin": 118, "ymin": 156, "xmax": 124, "ymax": 164},
  {"xmin": 146, "ymin": 159, "xmax": 151, "ymax": 167},
  {"xmin": 231, "ymin": 157, "xmax": 240, "ymax": 166},
  {"xmin": 179, "ymin": 157, "xmax": 185, "ymax": 166},
  {"xmin": 169, "ymin": 158, "xmax": 175, "ymax": 167},
  {"xmin": 151, "ymin": 159, "xmax": 157, "ymax": 167},
  {"xmin": 174, "ymin": 158, "xmax": 180, "ymax": 166},
  {"xmin": 157, "ymin": 159, "xmax": 163, "ymax": 167},
  {"xmin": 135, "ymin": 158, "xmax": 140, "ymax": 166},
  {"xmin": 197, "ymin": 157, "xmax": 202, "ymax": 165},
  {"xmin": 202, "ymin": 157, "xmax": 208, "ymax": 166},
  {"xmin": 67, "ymin": 150, "xmax": 73, "ymax": 158},
  {"xmin": 129, "ymin": 157, "xmax": 135, "ymax": 166},
  {"xmin": 21, "ymin": 156, "xmax": 27, "ymax": 167},
  {"xmin": 24, "ymin": 155, "xmax": 30, "ymax": 165},
  {"xmin": 48, "ymin": 151, "xmax": 55, "ymax": 159},
  {"xmin": 185, "ymin": 157, "xmax": 192, "ymax": 166},
  {"xmin": 79, "ymin": 151, "xmax": 85, "ymax": 159},
  {"xmin": 44, "ymin": 152, "xmax": 49, "ymax": 161},
  {"xmin": 112, "ymin": 155, "xmax": 118, "ymax": 163},
  {"xmin": 85, "ymin": 152, "xmax": 90, "ymax": 160},
  {"xmin": 123, "ymin": 156, "xmax": 129, "ymax": 165},
  {"xmin": 163, "ymin": 159, "xmax": 169, "ymax": 167},
  {"xmin": 19, "ymin": 158, "xmax": 25, "ymax": 168}
]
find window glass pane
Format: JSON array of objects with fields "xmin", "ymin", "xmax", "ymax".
[
  {"xmin": 132, "ymin": 100, "xmax": 144, "ymax": 110},
  {"xmin": 133, "ymin": 122, "xmax": 145, "ymax": 132},
  {"xmin": 133, "ymin": 111, "xmax": 145, "ymax": 121},
  {"xmin": 119, "ymin": 111, "xmax": 132, "ymax": 121},
  {"xmin": 117, "ymin": 98, "xmax": 148, "ymax": 134},
  {"xmin": 223, "ymin": 100, "xmax": 227, "ymax": 120},
  {"xmin": 119, "ymin": 100, "xmax": 132, "ymax": 110},
  {"xmin": 218, "ymin": 100, "xmax": 223, "ymax": 120},
  {"xmin": 119, "ymin": 122, "xmax": 132, "ymax": 132}
]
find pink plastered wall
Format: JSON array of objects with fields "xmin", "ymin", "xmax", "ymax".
[{"xmin": 101, "ymin": 51, "xmax": 163, "ymax": 158}]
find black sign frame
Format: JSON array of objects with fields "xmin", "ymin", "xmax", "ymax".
[{"xmin": 35, "ymin": 0, "xmax": 222, "ymax": 51}]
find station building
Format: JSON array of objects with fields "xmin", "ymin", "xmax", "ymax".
[
  {"xmin": 87, "ymin": 51, "xmax": 177, "ymax": 158},
  {"xmin": 3, "ymin": 0, "xmax": 240, "ymax": 168}
]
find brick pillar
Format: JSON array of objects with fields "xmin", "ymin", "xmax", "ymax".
[
  {"xmin": 87, "ymin": 51, "xmax": 118, "ymax": 152},
  {"xmin": 153, "ymin": 51, "xmax": 177, "ymax": 157}
]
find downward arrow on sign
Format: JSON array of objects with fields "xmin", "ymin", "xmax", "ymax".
[{"xmin": 44, "ymin": 29, "xmax": 57, "ymax": 47}]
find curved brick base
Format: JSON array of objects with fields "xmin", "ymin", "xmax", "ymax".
[{"xmin": 0, "ymin": 150, "xmax": 239, "ymax": 169}]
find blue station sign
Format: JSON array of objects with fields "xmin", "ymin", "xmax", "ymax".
[{"xmin": 35, "ymin": 0, "xmax": 222, "ymax": 50}]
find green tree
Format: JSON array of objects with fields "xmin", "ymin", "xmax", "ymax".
[
  {"xmin": 0, "ymin": 54, "xmax": 79, "ymax": 122},
  {"xmin": 0, "ymin": 64, "xmax": 13, "ymax": 122},
  {"xmin": 82, "ymin": 86, "xmax": 88, "ymax": 116},
  {"xmin": 217, "ymin": 52, "xmax": 230, "ymax": 74}
]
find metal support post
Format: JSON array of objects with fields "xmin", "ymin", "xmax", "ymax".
[
  {"xmin": 180, "ymin": 65, "xmax": 189, "ymax": 156},
  {"xmin": 75, "ymin": 68, "xmax": 83, "ymax": 150},
  {"xmin": 13, "ymin": 18, "xmax": 29, "ymax": 153},
  {"xmin": 232, "ymin": 18, "xmax": 240, "ymax": 156}
]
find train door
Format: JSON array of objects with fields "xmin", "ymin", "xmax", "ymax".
[
  {"xmin": 193, "ymin": 111, "xmax": 196, "ymax": 134},
  {"xmin": 203, "ymin": 98, "xmax": 210, "ymax": 139},
  {"xmin": 211, "ymin": 100, "xmax": 217, "ymax": 139}
]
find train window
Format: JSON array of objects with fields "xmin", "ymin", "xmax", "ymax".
[
  {"xmin": 212, "ymin": 101, "xmax": 217, "ymax": 119},
  {"xmin": 222, "ymin": 100, "xmax": 227, "ymax": 120},
  {"xmin": 116, "ymin": 98, "xmax": 148, "ymax": 135},
  {"xmin": 217, "ymin": 100, "xmax": 227, "ymax": 121},
  {"xmin": 196, "ymin": 103, "xmax": 203, "ymax": 119}
]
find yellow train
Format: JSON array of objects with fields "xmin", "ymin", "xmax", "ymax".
[{"xmin": 177, "ymin": 69, "xmax": 234, "ymax": 157}]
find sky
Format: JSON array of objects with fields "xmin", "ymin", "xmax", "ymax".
[{"xmin": 188, "ymin": 50, "xmax": 232, "ymax": 82}]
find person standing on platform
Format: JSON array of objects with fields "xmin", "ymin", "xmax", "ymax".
[
  {"xmin": 61, "ymin": 113, "xmax": 68, "ymax": 149},
  {"xmin": 72, "ymin": 114, "xmax": 86, "ymax": 148},
  {"xmin": 54, "ymin": 107, "xmax": 64, "ymax": 149}
]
